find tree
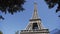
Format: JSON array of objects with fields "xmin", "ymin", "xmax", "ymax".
[
  {"xmin": 0, "ymin": 0, "xmax": 25, "ymax": 20},
  {"xmin": 0, "ymin": 15, "xmax": 4, "ymax": 20},
  {"xmin": 45, "ymin": 0, "xmax": 60, "ymax": 17},
  {"xmin": 0, "ymin": 31, "xmax": 3, "ymax": 34}
]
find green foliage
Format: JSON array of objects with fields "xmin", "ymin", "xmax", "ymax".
[
  {"xmin": 0, "ymin": 15, "xmax": 4, "ymax": 20},
  {"xmin": 0, "ymin": 31, "xmax": 3, "ymax": 34},
  {"xmin": 0, "ymin": 0, "xmax": 25, "ymax": 14},
  {"xmin": 45, "ymin": 0, "xmax": 60, "ymax": 17}
]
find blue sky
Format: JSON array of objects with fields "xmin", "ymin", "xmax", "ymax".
[{"xmin": 0, "ymin": 0, "xmax": 60, "ymax": 34}]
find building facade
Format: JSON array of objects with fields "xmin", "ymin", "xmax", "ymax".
[{"xmin": 20, "ymin": 2, "xmax": 49, "ymax": 34}]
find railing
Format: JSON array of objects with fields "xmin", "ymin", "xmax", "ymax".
[{"xmin": 21, "ymin": 29, "xmax": 49, "ymax": 33}]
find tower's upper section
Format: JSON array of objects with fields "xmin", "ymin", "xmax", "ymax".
[
  {"xmin": 32, "ymin": 2, "xmax": 39, "ymax": 19},
  {"xmin": 30, "ymin": 2, "xmax": 41, "ymax": 21}
]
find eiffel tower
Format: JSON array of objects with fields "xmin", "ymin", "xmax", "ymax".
[{"xmin": 20, "ymin": 2, "xmax": 49, "ymax": 34}]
